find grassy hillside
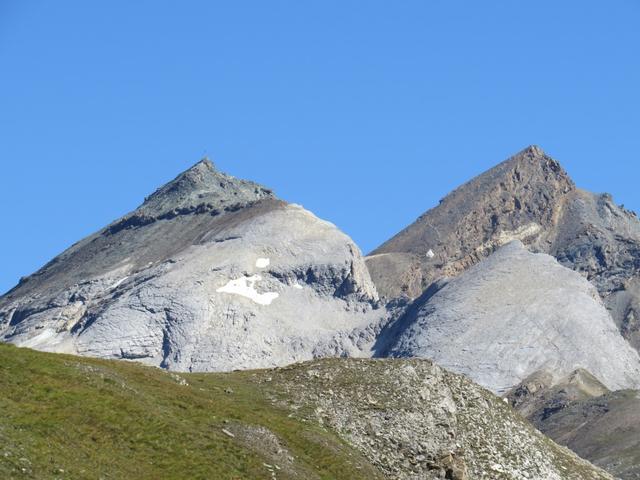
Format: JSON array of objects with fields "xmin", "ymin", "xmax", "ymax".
[
  {"xmin": 0, "ymin": 344, "xmax": 379, "ymax": 480},
  {"xmin": 0, "ymin": 344, "xmax": 613, "ymax": 480}
]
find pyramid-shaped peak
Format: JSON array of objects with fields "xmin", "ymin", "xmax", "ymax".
[
  {"xmin": 171, "ymin": 157, "xmax": 218, "ymax": 186},
  {"xmin": 138, "ymin": 158, "xmax": 275, "ymax": 217},
  {"xmin": 467, "ymin": 145, "xmax": 572, "ymax": 194},
  {"xmin": 190, "ymin": 156, "xmax": 215, "ymax": 170},
  {"xmin": 520, "ymin": 144, "xmax": 545, "ymax": 157},
  {"xmin": 441, "ymin": 146, "xmax": 572, "ymax": 201},
  {"xmin": 499, "ymin": 145, "xmax": 555, "ymax": 170},
  {"xmin": 370, "ymin": 146, "xmax": 577, "ymax": 298}
]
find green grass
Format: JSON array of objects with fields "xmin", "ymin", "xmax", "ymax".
[{"xmin": 0, "ymin": 344, "xmax": 379, "ymax": 480}]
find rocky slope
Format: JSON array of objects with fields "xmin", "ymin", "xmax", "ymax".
[
  {"xmin": 377, "ymin": 240, "xmax": 640, "ymax": 393},
  {"xmin": 365, "ymin": 146, "xmax": 640, "ymax": 477},
  {"xmin": 0, "ymin": 344, "xmax": 614, "ymax": 480},
  {"xmin": 368, "ymin": 146, "xmax": 640, "ymax": 352},
  {"xmin": 0, "ymin": 159, "xmax": 384, "ymax": 371},
  {"xmin": 508, "ymin": 370, "xmax": 640, "ymax": 479}
]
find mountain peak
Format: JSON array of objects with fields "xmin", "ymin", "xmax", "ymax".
[
  {"xmin": 519, "ymin": 144, "xmax": 545, "ymax": 158},
  {"xmin": 189, "ymin": 156, "xmax": 215, "ymax": 171},
  {"xmin": 139, "ymin": 158, "xmax": 275, "ymax": 217},
  {"xmin": 493, "ymin": 144, "xmax": 566, "ymax": 177},
  {"xmin": 368, "ymin": 147, "xmax": 576, "ymax": 298}
]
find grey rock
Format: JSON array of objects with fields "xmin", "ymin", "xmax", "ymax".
[
  {"xmin": 271, "ymin": 358, "xmax": 614, "ymax": 480},
  {"xmin": 508, "ymin": 368, "xmax": 610, "ymax": 419},
  {"xmin": 380, "ymin": 241, "xmax": 640, "ymax": 393},
  {"xmin": 508, "ymin": 370, "xmax": 640, "ymax": 479},
  {"xmin": 368, "ymin": 146, "xmax": 640, "ymax": 352},
  {"xmin": 550, "ymin": 189, "xmax": 640, "ymax": 352},
  {"xmin": 0, "ymin": 160, "xmax": 385, "ymax": 371}
]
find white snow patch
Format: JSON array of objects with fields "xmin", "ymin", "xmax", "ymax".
[
  {"xmin": 255, "ymin": 258, "xmax": 270, "ymax": 268},
  {"xmin": 217, "ymin": 275, "xmax": 279, "ymax": 305},
  {"xmin": 292, "ymin": 283, "xmax": 303, "ymax": 290},
  {"xmin": 426, "ymin": 249, "xmax": 435, "ymax": 258}
]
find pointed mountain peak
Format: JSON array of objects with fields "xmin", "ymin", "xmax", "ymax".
[
  {"xmin": 497, "ymin": 144, "xmax": 564, "ymax": 172},
  {"xmin": 133, "ymin": 158, "xmax": 276, "ymax": 219},
  {"xmin": 186, "ymin": 156, "xmax": 226, "ymax": 176},
  {"xmin": 162, "ymin": 156, "xmax": 218, "ymax": 191},
  {"xmin": 440, "ymin": 145, "xmax": 574, "ymax": 207},
  {"xmin": 453, "ymin": 146, "xmax": 573, "ymax": 202},
  {"xmin": 519, "ymin": 144, "xmax": 545, "ymax": 158},
  {"xmin": 369, "ymin": 147, "xmax": 576, "ymax": 298},
  {"xmin": 189, "ymin": 156, "xmax": 215, "ymax": 170}
]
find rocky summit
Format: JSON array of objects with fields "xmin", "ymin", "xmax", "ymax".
[
  {"xmin": 367, "ymin": 146, "xmax": 640, "ymax": 355},
  {"xmin": 3, "ymin": 147, "xmax": 640, "ymax": 478}
]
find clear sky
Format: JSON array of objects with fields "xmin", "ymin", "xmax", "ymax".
[{"xmin": 1, "ymin": 1, "xmax": 639, "ymax": 294}]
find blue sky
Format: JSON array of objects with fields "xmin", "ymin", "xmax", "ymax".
[{"xmin": 1, "ymin": 1, "xmax": 639, "ymax": 294}]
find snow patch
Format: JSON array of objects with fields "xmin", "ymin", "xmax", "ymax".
[
  {"xmin": 255, "ymin": 258, "xmax": 270, "ymax": 268},
  {"xmin": 217, "ymin": 275, "xmax": 279, "ymax": 305},
  {"xmin": 292, "ymin": 283, "xmax": 303, "ymax": 290}
]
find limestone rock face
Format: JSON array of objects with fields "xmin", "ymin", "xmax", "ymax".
[
  {"xmin": 379, "ymin": 241, "xmax": 640, "ymax": 393},
  {"xmin": 508, "ymin": 368, "xmax": 610, "ymax": 420},
  {"xmin": 0, "ymin": 160, "xmax": 383, "ymax": 371}
]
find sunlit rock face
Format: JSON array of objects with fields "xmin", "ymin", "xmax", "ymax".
[
  {"xmin": 379, "ymin": 241, "xmax": 640, "ymax": 393},
  {"xmin": 0, "ymin": 159, "xmax": 384, "ymax": 371}
]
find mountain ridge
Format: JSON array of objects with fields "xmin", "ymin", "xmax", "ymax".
[
  {"xmin": 2, "ymin": 146, "xmax": 640, "ymax": 478},
  {"xmin": 367, "ymin": 146, "xmax": 640, "ymax": 353}
]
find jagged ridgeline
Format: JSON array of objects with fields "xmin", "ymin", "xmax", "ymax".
[{"xmin": 2, "ymin": 147, "xmax": 640, "ymax": 478}]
